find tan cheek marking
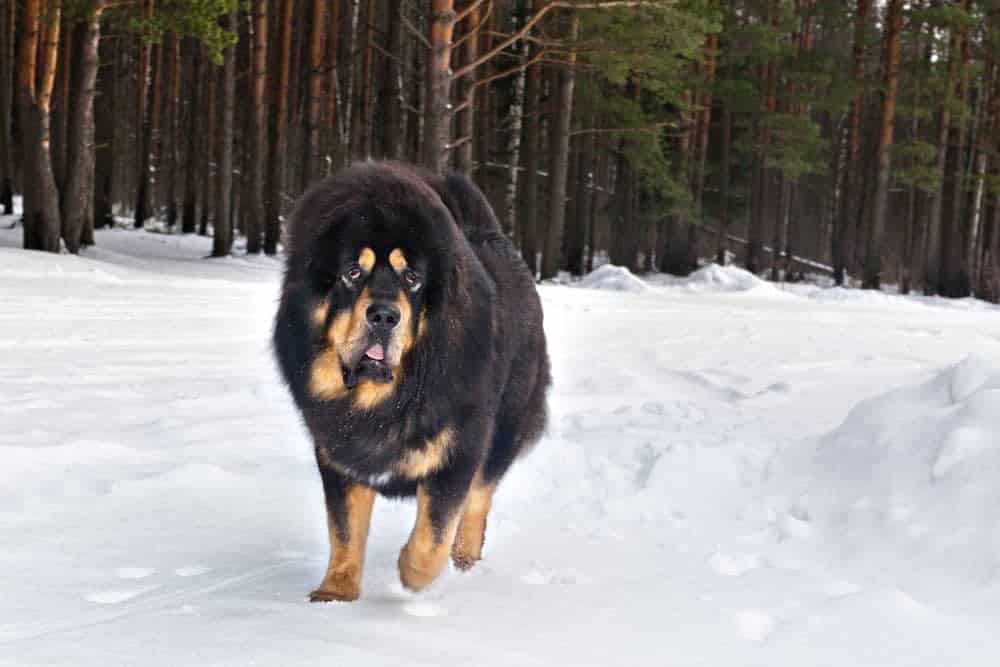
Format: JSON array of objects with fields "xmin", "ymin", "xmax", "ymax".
[
  {"xmin": 389, "ymin": 248, "xmax": 408, "ymax": 273},
  {"xmin": 311, "ymin": 484, "xmax": 376, "ymax": 602},
  {"xmin": 395, "ymin": 427, "xmax": 455, "ymax": 479},
  {"xmin": 330, "ymin": 289, "xmax": 371, "ymax": 363},
  {"xmin": 358, "ymin": 247, "xmax": 375, "ymax": 273},
  {"xmin": 452, "ymin": 471, "xmax": 497, "ymax": 570},
  {"xmin": 398, "ymin": 484, "xmax": 463, "ymax": 591},
  {"xmin": 309, "ymin": 348, "xmax": 346, "ymax": 400},
  {"xmin": 311, "ymin": 300, "xmax": 330, "ymax": 330}
]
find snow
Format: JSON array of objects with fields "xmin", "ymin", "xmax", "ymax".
[
  {"xmin": 3, "ymin": 221, "xmax": 1000, "ymax": 665},
  {"xmin": 576, "ymin": 263, "xmax": 650, "ymax": 292}
]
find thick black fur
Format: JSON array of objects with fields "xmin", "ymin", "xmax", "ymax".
[{"xmin": 273, "ymin": 161, "xmax": 550, "ymax": 532}]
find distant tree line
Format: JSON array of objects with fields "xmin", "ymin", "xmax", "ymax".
[{"xmin": 2, "ymin": 1, "xmax": 999, "ymax": 298}]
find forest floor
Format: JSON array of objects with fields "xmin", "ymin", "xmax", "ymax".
[{"xmin": 2, "ymin": 215, "xmax": 1000, "ymax": 666}]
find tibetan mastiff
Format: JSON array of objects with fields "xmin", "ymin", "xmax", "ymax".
[{"xmin": 273, "ymin": 161, "xmax": 550, "ymax": 601}]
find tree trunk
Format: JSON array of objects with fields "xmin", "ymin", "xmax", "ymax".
[
  {"xmin": 181, "ymin": 42, "xmax": 202, "ymax": 234},
  {"xmin": 163, "ymin": 33, "xmax": 180, "ymax": 227},
  {"xmin": 422, "ymin": 0, "xmax": 455, "ymax": 172},
  {"xmin": 938, "ymin": 0, "xmax": 971, "ymax": 297},
  {"xmin": 861, "ymin": 0, "xmax": 902, "ymax": 289},
  {"xmin": 381, "ymin": 0, "xmax": 404, "ymax": 159},
  {"xmin": 266, "ymin": 0, "xmax": 294, "ymax": 254},
  {"xmin": 213, "ymin": 9, "xmax": 237, "ymax": 257},
  {"xmin": 199, "ymin": 46, "xmax": 216, "ymax": 237},
  {"xmin": 518, "ymin": 0, "xmax": 545, "ymax": 268},
  {"xmin": 94, "ymin": 31, "xmax": 116, "ymax": 229},
  {"xmin": 833, "ymin": 0, "xmax": 870, "ymax": 285},
  {"xmin": 302, "ymin": 0, "xmax": 325, "ymax": 186},
  {"xmin": 134, "ymin": 0, "xmax": 154, "ymax": 228},
  {"xmin": 455, "ymin": 1, "xmax": 481, "ymax": 173},
  {"xmin": 540, "ymin": 14, "xmax": 579, "ymax": 280},
  {"xmin": 246, "ymin": 0, "xmax": 268, "ymax": 252},
  {"xmin": 0, "ymin": 0, "xmax": 15, "ymax": 214},
  {"xmin": 17, "ymin": 0, "xmax": 62, "ymax": 252},
  {"xmin": 52, "ymin": 15, "xmax": 73, "ymax": 192},
  {"xmin": 61, "ymin": 1, "xmax": 105, "ymax": 253},
  {"xmin": 503, "ymin": 6, "xmax": 530, "ymax": 239},
  {"xmin": 716, "ymin": 101, "xmax": 731, "ymax": 265}
]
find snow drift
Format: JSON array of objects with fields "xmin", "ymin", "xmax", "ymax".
[
  {"xmin": 768, "ymin": 355, "xmax": 1000, "ymax": 599},
  {"xmin": 576, "ymin": 264, "xmax": 650, "ymax": 292}
]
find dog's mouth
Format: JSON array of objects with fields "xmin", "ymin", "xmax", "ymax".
[{"xmin": 343, "ymin": 342, "xmax": 393, "ymax": 387}]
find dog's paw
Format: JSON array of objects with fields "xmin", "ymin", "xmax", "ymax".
[
  {"xmin": 450, "ymin": 546, "xmax": 480, "ymax": 571},
  {"xmin": 309, "ymin": 570, "xmax": 361, "ymax": 602},
  {"xmin": 398, "ymin": 544, "xmax": 446, "ymax": 592}
]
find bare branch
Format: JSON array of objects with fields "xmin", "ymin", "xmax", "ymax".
[
  {"xmin": 403, "ymin": 14, "xmax": 431, "ymax": 49},
  {"xmin": 452, "ymin": 0, "xmax": 486, "ymax": 25},
  {"xmin": 570, "ymin": 121, "xmax": 677, "ymax": 137},
  {"xmin": 450, "ymin": 0, "xmax": 654, "ymax": 81},
  {"xmin": 453, "ymin": 1, "xmax": 493, "ymax": 52},
  {"xmin": 451, "ymin": 51, "xmax": 567, "ymax": 115}
]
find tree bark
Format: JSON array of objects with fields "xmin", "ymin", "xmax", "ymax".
[
  {"xmin": 181, "ymin": 42, "xmax": 202, "ymax": 234},
  {"xmin": 938, "ymin": 0, "xmax": 971, "ymax": 297},
  {"xmin": 302, "ymin": 0, "xmax": 325, "ymax": 185},
  {"xmin": 212, "ymin": 9, "xmax": 237, "ymax": 257},
  {"xmin": 422, "ymin": 0, "xmax": 456, "ymax": 172},
  {"xmin": 199, "ymin": 45, "xmax": 216, "ymax": 237},
  {"xmin": 455, "ymin": 1, "xmax": 481, "ymax": 173},
  {"xmin": 134, "ymin": 0, "xmax": 154, "ymax": 228},
  {"xmin": 716, "ymin": 101, "xmax": 731, "ymax": 265},
  {"xmin": 94, "ymin": 30, "xmax": 116, "ymax": 229},
  {"xmin": 245, "ymin": 0, "xmax": 268, "ymax": 252},
  {"xmin": 61, "ymin": 1, "xmax": 105, "ymax": 253},
  {"xmin": 163, "ymin": 32, "xmax": 180, "ymax": 227},
  {"xmin": 518, "ymin": 0, "xmax": 545, "ymax": 270},
  {"xmin": 17, "ymin": 0, "xmax": 62, "ymax": 252},
  {"xmin": 381, "ymin": 0, "xmax": 404, "ymax": 159},
  {"xmin": 833, "ymin": 0, "xmax": 869, "ymax": 285},
  {"xmin": 540, "ymin": 14, "xmax": 579, "ymax": 280},
  {"xmin": 861, "ymin": 0, "xmax": 902, "ymax": 289},
  {"xmin": 266, "ymin": 0, "xmax": 294, "ymax": 254},
  {"xmin": 0, "ymin": 0, "xmax": 15, "ymax": 214}
]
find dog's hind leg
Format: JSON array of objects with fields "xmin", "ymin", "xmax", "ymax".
[{"xmin": 311, "ymin": 465, "xmax": 376, "ymax": 602}]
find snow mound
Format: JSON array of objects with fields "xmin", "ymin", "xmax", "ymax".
[
  {"xmin": 577, "ymin": 264, "xmax": 650, "ymax": 292},
  {"xmin": 769, "ymin": 355, "xmax": 1000, "ymax": 596},
  {"xmin": 681, "ymin": 264, "xmax": 774, "ymax": 293}
]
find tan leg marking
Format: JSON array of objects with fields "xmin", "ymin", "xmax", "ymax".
[
  {"xmin": 358, "ymin": 247, "xmax": 376, "ymax": 273},
  {"xmin": 311, "ymin": 484, "xmax": 376, "ymax": 602},
  {"xmin": 395, "ymin": 427, "xmax": 455, "ymax": 479},
  {"xmin": 398, "ymin": 485, "xmax": 463, "ymax": 591},
  {"xmin": 388, "ymin": 248, "xmax": 408, "ymax": 273},
  {"xmin": 452, "ymin": 474, "xmax": 497, "ymax": 570}
]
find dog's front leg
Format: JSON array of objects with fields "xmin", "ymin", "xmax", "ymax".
[
  {"xmin": 311, "ymin": 462, "xmax": 376, "ymax": 602},
  {"xmin": 398, "ymin": 422, "xmax": 486, "ymax": 591}
]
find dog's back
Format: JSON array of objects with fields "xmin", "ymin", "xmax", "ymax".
[{"xmin": 432, "ymin": 172, "xmax": 551, "ymax": 484}]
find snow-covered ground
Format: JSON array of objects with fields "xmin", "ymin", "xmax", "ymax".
[{"xmin": 3, "ymin": 218, "xmax": 1000, "ymax": 666}]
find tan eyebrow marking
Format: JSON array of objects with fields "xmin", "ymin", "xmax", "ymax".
[
  {"xmin": 388, "ymin": 248, "xmax": 408, "ymax": 273},
  {"xmin": 358, "ymin": 247, "xmax": 375, "ymax": 273}
]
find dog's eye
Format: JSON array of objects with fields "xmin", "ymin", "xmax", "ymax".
[
  {"xmin": 403, "ymin": 269, "xmax": 421, "ymax": 290},
  {"xmin": 345, "ymin": 265, "xmax": 363, "ymax": 282}
]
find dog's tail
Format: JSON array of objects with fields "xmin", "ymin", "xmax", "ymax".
[{"xmin": 433, "ymin": 172, "xmax": 504, "ymax": 245}]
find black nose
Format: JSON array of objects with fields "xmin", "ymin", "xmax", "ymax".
[{"xmin": 366, "ymin": 303, "xmax": 400, "ymax": 331}]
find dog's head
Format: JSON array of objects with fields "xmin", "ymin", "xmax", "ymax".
[{"xmin": 287, "ymin": 163, "xmax": 460, "ymax": 408}]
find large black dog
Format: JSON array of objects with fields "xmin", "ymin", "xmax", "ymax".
[{"xmin": 273, "ymin": 161, "xmax": 550, "ymax": 601}]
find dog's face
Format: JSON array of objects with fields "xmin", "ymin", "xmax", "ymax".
[{"xmin": 306, "ymin": 209, "xmax": 432, "ymax": 407}]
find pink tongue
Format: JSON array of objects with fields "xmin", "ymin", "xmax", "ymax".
[{"xmin": 365, "ymin": 343, "xmax": 385, "ymax": 361}]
